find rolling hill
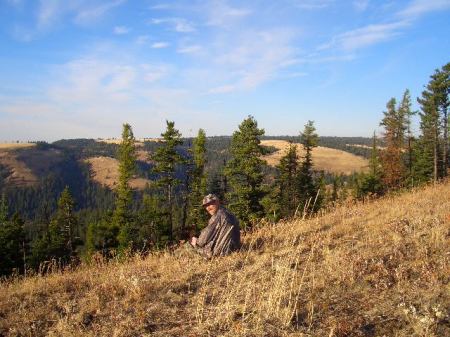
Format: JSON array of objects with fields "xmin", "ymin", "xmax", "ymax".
[
  {"xmin": 261, "ymin": 140, "xmax": 369, "ymax": 175},
  {"xmin": 1, "ymin": 180, "xmax": 448, "ymax": 336}
]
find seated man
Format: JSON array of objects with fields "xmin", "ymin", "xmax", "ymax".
[{"xmin": 190, "ymin": 194, "xmax": 240, "ymax": 258}]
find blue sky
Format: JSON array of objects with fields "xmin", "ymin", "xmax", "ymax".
[{"xmin": 0, "ymin": 0, "xmax": 449, "ymax": 141}]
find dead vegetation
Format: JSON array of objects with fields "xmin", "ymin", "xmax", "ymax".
[
  {"xmin": 261, "ymin": 140, "xmax": 369, "ymax": 175},
  {"xmin": 1, "ymin": 181, "xmax": 449, "ymax": 337}
]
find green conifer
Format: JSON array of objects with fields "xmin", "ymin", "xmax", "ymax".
[{"xmin": 225, "ymin": 116, "xmax": 266, "ymax": 228}]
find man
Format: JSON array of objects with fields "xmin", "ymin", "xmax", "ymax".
[{"xmin": 190, "ymin": 194, "xmax": 240, "ymax": 258}]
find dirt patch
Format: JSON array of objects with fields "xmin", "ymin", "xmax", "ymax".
[{"xmin": 261, "ymin": 140, "xmax": 368, "ymax": 174}]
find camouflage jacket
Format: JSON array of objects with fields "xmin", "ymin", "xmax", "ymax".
[{"xmin": 196, "ymin": 207, "xmax": 240, "ymax": 258}]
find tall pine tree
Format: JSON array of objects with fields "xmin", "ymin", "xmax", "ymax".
[
  {"xmin": 380, "ymin": 97, "xmax": 407, "ymax": 189},
  {"xmin": 225, "ymin": 116, "xmax": 266, "ymax": 228},
  {"xmin": 113, "ymin": 123, "xmax": 137, "ymax": 250},
  {"xmin": 151, "ymin": 120, "xmax": 185, "ymax": 242},
  {"xmin": 276, "ymin": 142, "xmax": 299, "ymax": 218},
  {"xmin": 297, "ymin": 120, "xmax": 320, "ymax": 215},
  {"xmin": 187, "ymin": 129, "xmax": 208, "ymax": 232}
]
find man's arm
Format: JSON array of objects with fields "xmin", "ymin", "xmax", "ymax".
[{"xmin": 196, "ymin": 223, "xmax": 215, "ymax": 247}]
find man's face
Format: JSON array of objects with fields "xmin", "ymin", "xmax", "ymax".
[{"xmin": 205, "ymin": 201, "xmax": 219, "ymax": 216}]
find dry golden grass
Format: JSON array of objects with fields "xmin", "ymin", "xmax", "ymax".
[
  {"xmin": 1, "ymin": 181, "xmax": 449, "ymax": 336},
  {"xmin": 0, "ymin": 150, "xmax": 38, "ymax": 186},
  {"xmin": 0, "ymin": 143, "xmax": 35, "ymax": 150},
  {"xmin": 96, "ymin": 138, "xmax": 161, "ymax": 146},
  {"xmin": 84, "ymin": 156, "xmax": 151, "ymax": 190},
  {"xmin": 261, "ymin": 140, "xmax": 369, "ymax": 175}
]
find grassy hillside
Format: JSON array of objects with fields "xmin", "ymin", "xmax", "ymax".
[
  {"xmin": 1, "ymin": 181, "xmax": 448, "ymax": 336},
  {"xmin": 261, "ymin": 140, "xmax": 368, "ymax": 175}
]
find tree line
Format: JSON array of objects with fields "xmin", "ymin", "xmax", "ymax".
[{"xmin": 0, "ymin": 61, "xmax": 448, "ymax": 277}]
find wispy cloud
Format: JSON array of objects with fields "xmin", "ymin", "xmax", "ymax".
[
  {"xmin": 151, "ymin": 42, "xmax": 170, "ymax": 48},
  {"xmin": 177, "ymin": 45, "xmax": 202, "ymax": 54},
  {"xmin": 398, "ymin": 0, "xmax": 450, "ymax": 19},
  {"xmin": 135, "ymin": 35, "xmax": 150, "ymax": 45},
  {"xmin": 74, "ymin": 0, "xmax": 126, "ymax": 25},
  {"xmin": 205, "ymin": 0, "xmax": 252, "ymax": 27},
  {"xmin": 353, "ymin": 0, "xmax": 370, "ymax": 12},
  {"xmin": 290, "ymin": 0, "xmax": 334, "ymax": 10},
  {"xmin": 114, "ymin": 25, "xmax": 130, "ymax": 34},
  {"xmin": 142, "ymin": 64, "xmax": 171, "ymax": 82},
  {"xmin": 319, "ymin": 21, "xmax": 408, "ymax": 51},
  {"xmin": 208, "ymin": 28, "xmax": 298, "ymax": 93},
  {"xmin": 150, "ymin": 17, "xmax": 196, "ymax": 32}
]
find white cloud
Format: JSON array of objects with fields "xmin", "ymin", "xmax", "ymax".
[
  {"xmin": 141, "ymin": 64, "xmax": 171, "ymax": 82},
  {"xmin": 177, "ymin": 45, "xmax": 202, "ymax": 54},
  {"xmin": 114, "ymin": 25, "xmax": 130, "ymax": 34},
  {"xmin": 150, "ymin": 17, "xmax": 196, "ymax": 33},
  {"xmin": 151, "ymin": 42, "xmax": 170, "ymax": 48},
  {"xmin": 207, "ymin": 28, "xmax": 298, "ymax": 93},
  {"xmin": 398, "ymin": 0, "xmax": 450, "ymax": 19},
  {"xmin": 353, "ymin": 0, "xmax": 370, "ymax": 12},
  {"xmin": 319, "ymin": 21, "xmax": 408, "ymax": 51},
  {"xmin": 290, "ymin": 0, "xmax": 334, "ymax": 10},
  {"xmin": 136, "ymin": 35, "xmax": 150, "ymax": 45},
  {"xmin": 74, "ymin": 0, "xmax": 126, "ymax": 25},
  {"xmin": 205, "ymin": 0, "xmax": 252, "ymax": 27}
]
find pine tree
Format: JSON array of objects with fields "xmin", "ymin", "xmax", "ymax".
[
  {"xmin": 297, "ymin": 120, "xmax": 319, "ymax": 214},
  {"xmin": 30, "ymin": 187, "xmax": 78, "ymax": 268},
  {"xmin": 187, "ymin": 129, "xmax": 208, "ymax": 231},
  {"xmin": 0, "ymin": 212, "xmax": 26, "ymax": 276},
  {"xmin": 53, "ymin": 186, "xmax": 78, "ymax": 256},
  {"xmin": 399, "ymin": 89, "xmax": 417, "ymax": 184},
  {"xmin": 225, "ymin": 116, "xmax": 266, "ymax": 228},
  {"xmin": 380, "ymin": 97, "xmax": 407, "ymax": 189},
  {"xmin": 417, "ymin": 78, "xmax": 442, "ymax": 183},
  {"xmin": 151, "ymin": 120, "xmax": 185, "ymax": 242},
  {"xmin": 113, "ymin": 123, "xmax": 137, "ymax": 250},
  {"xmin": 356, "ymin": 133, "xmax": 384, "ymax": 198},
  {"xmin": 0, "ymin": 193, "xmax": 8, "ymax": 223},
  {"xmin": 276, "ymin": 142, "xmax": 299, "ymax": 218}
]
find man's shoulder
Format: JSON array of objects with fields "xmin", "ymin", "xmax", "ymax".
[{"xmin": 218, "ymin": 207, "xmax": 239, "ymax": 225}]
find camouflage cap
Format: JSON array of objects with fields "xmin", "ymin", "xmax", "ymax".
[{"xmin": 202, "ymin": 193, "xmax": 220, "ymax": 206}]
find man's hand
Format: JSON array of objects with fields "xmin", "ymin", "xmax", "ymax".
[{"xmin": 190, "ymin": 236, "xmax": 197, "ymax": 247}]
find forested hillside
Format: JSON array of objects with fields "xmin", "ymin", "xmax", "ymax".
[{"xmin": 0, "ymin": 62, "xmax": 449, "ymax": 279}]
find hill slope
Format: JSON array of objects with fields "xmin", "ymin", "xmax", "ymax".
[
  {"xmin": 261, "ymin": 140, "xmax": 368, "ymax": 174},
  {"xmin": 1, "ymin": 182, "xmax": 449, "ymax": 337}
]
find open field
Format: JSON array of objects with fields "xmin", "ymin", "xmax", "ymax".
[
  {"xmin": 95, "ymin": 138, "xmax": 161, "ymax": 146},
  {"xmin": 261, "ymin": 140, "xmax": 369, "ymax": 174},
  {"xmin": 84, "ymin": 156, "xmax": 151, "ymax": 190},
  {"xmin": 0, "ymin": 143, "xmax": 35, "ymax": 150},
  {"xmin": 1, "ymin": 181, "xmax": 448, "ymax": 336}
]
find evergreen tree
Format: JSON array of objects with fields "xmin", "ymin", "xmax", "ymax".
[
  {"xmin": 276, "ymin": 142, "xmax": 299, "ymax": 218},
  {"xmin": 297, "ymin": 121, "xmax": 320, "ymax": 214},
  {"xmin": 187, "ymin": 129, "xmax": 208, "ymax": 231},
  {"xmin": 0, "ymin": 193, "xmax": 8, "ymax": 223},
  {"xmin": 113, "ymin": 123, "xmax": 137, "ymax": 250},
  {"xmin": 0, "ymin": 208, "xmax": 26, "ymax": 276},
  {"xmin": 84, "ymin": 213, "xmax": 119, "ymax": 258},
  {"xmin": 225, "ymin": 116, "xmax": 266, "ymax": 228},
  {"xmin": 417, "ymin": 78, "xmax": 442, "ymax": 183},
  {"xmin": 151, "ymin": 120, "xmax": 185, "ymax": 241},
  {"xmin": 53, "ymin": 186, "xmax": 78, "ymax": 255},
  {"xmin": 356, "ymin": 133, "xmax": 384, "ymax": 198},
  {"xmin": 399, "ymin": 89, "xmax": 417, "ymax": 184},
  {"xmin": 30, "ymin": 187, "xmax": 78, "ymax": 268},
  {"xmin": 380, "ymin": 97, "xmax": 407, "ymax": 189}
]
